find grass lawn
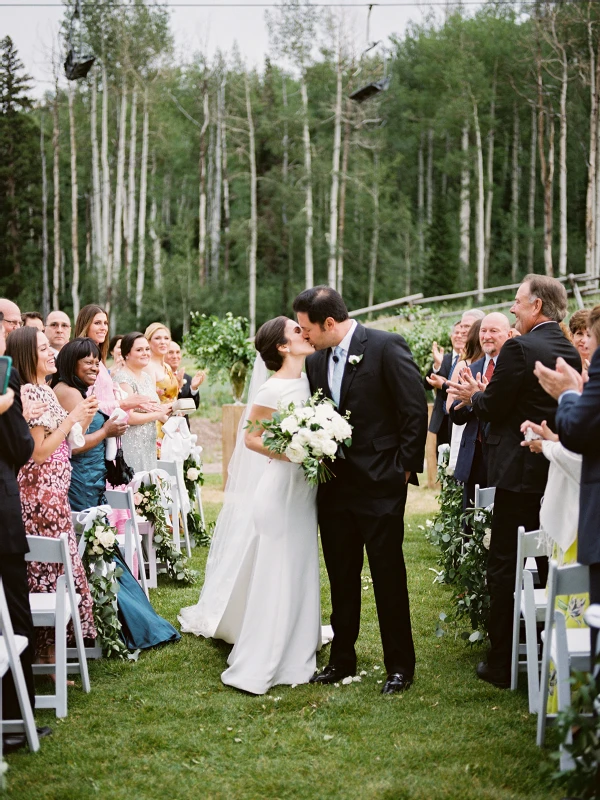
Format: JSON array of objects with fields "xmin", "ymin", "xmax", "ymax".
[{"xmin": 5, "ymin": 476, "xmax": 562, "ymax": 800}]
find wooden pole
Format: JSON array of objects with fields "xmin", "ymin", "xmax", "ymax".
[{"xmin": 222, "ymin": 404, "xmax": 246, "ymax": 490}]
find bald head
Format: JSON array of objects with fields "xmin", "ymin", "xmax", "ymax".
[
  {"xmin": 480, "ymin": 312, "xmax": 511, "ymax": 358},
  {"xmin": 0, "ymin": 299, "xmax": 22, "ymax": 337},
  {"xmin": 45, "ymin": 310, "xmax": 71, "ymax": 351}
]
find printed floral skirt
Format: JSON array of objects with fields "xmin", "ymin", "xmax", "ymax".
[{"xmin": 18, "ymin": 442, "xmax": 97, "ymax": 652}]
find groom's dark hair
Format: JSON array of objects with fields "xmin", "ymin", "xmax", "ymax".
[{"xmin": 293, "ymin": 286, "xmax": 349, "ymax": 327}]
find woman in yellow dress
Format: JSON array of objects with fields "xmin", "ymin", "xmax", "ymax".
[{"xmin": 144, "ymin": 323, "xmax": 178, "ymax": 452}]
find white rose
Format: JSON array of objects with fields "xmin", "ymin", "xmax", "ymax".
[
  {"xmin": 280, "ymin": 416, "xmax": 300, "ymax": 435},
  {"xmin": 445, "ymin": 466, "xmax": 454, "ymax": 477},
  {"xmin": 482, "ymin": 532, "xmax": 491, "ymax": 550},
  {"xmin": 321, "ymin": 437, "xmax": 338, "ymax": 457},
  {"xmin": 326, "ymin": 415, "xmax": 352, "ymax": 442},
  {"xmin": 295, "ymin": 428, "xmax": 313, "ymax": 447},
  {"xmin": 306, "ymin": 429, "xmax": 335, "ymax": 458},
  {"xmin": 186, "ymin": 467, "xmax": 200, "ymax": 482},
  {"xmin": 285, "ymin": 439, "xmax": 308, "ymax": 464},
  {"xmin": 296, "ymin": 406, "xmax": 315, "ymax": 421},
  {"xmin": 96, "ymin": 529, "xmax": 116, "ymax": 549},
  {"xmin": 94, "ymin": 525, "xmax": 104, "ymax": 536},
  {"xmin": 314, "ymin": 403, "xmax": 336, "ymax": 424}
]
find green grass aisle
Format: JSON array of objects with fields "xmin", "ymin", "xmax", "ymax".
[{"xmin": 5, "ymin": 480, "xmax": 561, "ymax": 800}]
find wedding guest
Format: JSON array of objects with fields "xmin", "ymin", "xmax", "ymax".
[
  {"xmin": 165, "ymin": 341, "xmax": 205, "ymax": 410},
  {"xmin": 0, "ymin": 313, "xmax": 52, "ymax": 753},
  {"xmin": 569, "ymin": 309, "xmax": 591, "ymax": 368},
  {"xmin": 22, "ymin": 312, "xmax": 44, "ymax": 331},
  {"xmin": 108, "ymin": 335, "xmax": 124, "ymax": 373},
  {"xmin": 51, "ymin": 338, "xmax": 128, "ymax": 510},
  {"xmin": 5, "ymin": 326, "xmax": 98, "ymax": 662},
  {"xmin": 450, "ymin": 312, "xmax": 511, "ymax": 512},
  {"xmin": 535, "ymin": 303, "xmax": 600, "ymax": 661},
  {"xmin": 447, "ymin": 275, "xmax": 581, "ymax": 689},
  {"xmin": 74, "ymin": 305, "xmax": 149, "ymax": 417},
  {"xmin": 44, "ymin": 310, "xmax": 71, "ymax": 353},
  {"xmin": 425, "ymin": 322, "xmax": 462, "ymax": 451},
  {"xmin": 145, "ymin": 323, "xmax": 179, "ymax": 405},
  {"xmin": 0, "ymin": 298, "xmax": 22, "ymax": 336},
  {"xmin": 112, "ymin": 332, "xmax": 171, "ymax": 473}
]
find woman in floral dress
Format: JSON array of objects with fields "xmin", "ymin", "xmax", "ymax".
[{"xmin": 6, "ymin": 327, "xmax": 98, "ymax": 656}]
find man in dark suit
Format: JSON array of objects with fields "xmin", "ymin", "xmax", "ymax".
[
  {"xmin": 425, "ymin": 325, "xmax": 460, "ymax": 450},
  {"xmin": 447, "ymin": 275, "xmax": 581, "ymax": 688},
  {"xmin": 535, "ymin": 304, "xmax": 600, "ymax": 659},
  {"xmin": 294, "ymin": 287, "xmax": 428, "ymax": 694},
  {"xmin": 450, "ymin": 313, "xmax": 511, "ymax": 511},
  {"xmin": 0, "ymin": 311, "xmax": 51, "ymax": 751}
]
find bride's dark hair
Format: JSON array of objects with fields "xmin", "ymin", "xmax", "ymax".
[{"xmin": 255, "ymin": 316, "xmax": 288, "ymax": 371}]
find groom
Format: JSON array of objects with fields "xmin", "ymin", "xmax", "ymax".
[{"xmin": 294, "ymin": 286, "xmax": 428, "ymax": 693}]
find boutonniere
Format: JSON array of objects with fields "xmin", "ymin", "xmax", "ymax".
[{"xmin": 348, "ymin": 354, "xmax": 363, "ymax": 367}]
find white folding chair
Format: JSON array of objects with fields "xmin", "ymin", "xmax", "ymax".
[
  {"xmin": 0, "ymin": 579, "xmax": 39, "ymax": 756},
  {"xmin": 474, "ymin": 484, "xmax": 495, "ymax": 509},
  {"xmin": 537, "ymin": 560, "xmax": 590, "ymax": 765},
  {"xmin": 105, "ymin": 488, "xmax": 150, "ymax": 597},
  {"xmin": 25, "ymin": 533, "xmax": 91, "ymax": 718},
  {"xmin": 158, "ymin": 460, "xmax": 192, "ymax": 557},
  {"xmin": 510, "ymin": 527, "xmax": 548, "ymax": 712}
]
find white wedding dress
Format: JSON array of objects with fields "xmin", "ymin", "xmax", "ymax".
[{"xmin": 178, "ymin": 373, "xmax": 322, "ymax": 695}]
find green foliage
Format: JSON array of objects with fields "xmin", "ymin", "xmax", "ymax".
[
  {"xmin": 422, "ymin": 189, "xmax": 458, "ymax": 298},
  {"xmin": 185, "ymin": 312, "xmax": 255, "ymax": 390},
  {"xmin": 398, "ymin": 306, "xmax": 453, "ymax": 376}
]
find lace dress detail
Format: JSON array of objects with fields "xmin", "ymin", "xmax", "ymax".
[
  {"xmin": 18, "ymin": 383, "xmax": 97, "ymax": 649},
  {"xmin": 112, "ymin": 369, "xmax": 160, "ymax": 473}
]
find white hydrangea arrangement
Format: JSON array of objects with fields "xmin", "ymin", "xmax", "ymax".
[{"xmin": 257, "ymin": 390, "xmax": 353, "ymax": 485}]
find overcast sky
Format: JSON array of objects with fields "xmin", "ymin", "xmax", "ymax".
[{"xmin": 2, "ymin": 0, "xmax": 443, "ymax": 97}]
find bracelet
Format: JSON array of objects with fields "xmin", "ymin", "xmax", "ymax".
[{"xmin": 57, "ymin": 426, "xmax": 69, "ymax": 438}]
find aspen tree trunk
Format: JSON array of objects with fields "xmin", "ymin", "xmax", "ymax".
[
  {"xmin": 473, "ymin": 100, "xmax": 485, "ymax": 301},
  {"xmin": 459, "ymin": 123, "xmax": 470, "ymax": 284},
  {"xmin": 135, "ymin": 88, "xmax": 149, "ymax": 323},
  {"xmin": 221, "ymin": 78, "xmax": 231, "ymax": 283},
  {"xmin": 245, "ymin": 74, "xmax": 258, "ymax": 337},
  {"xmin": 327, "ymin": 48, "xmax": 343, "ymax": 288},
  {"xmin": 206, "ymin": 122, "xmax": 215, "ymax": 275},
  {"xmin": 162, "ymin": 173, "xmax": 171, "ymax": 228},
  {"xmin": 68, "ymin": 83, "xmax": 80, "ymax": 318},
  {"xmin": 484, "ymin": 71, "xmax": 496, "ymax": 285},
  {"xmin": 41, "ymin": 118, "xmax": 50, "ymax": 318},
  {"xmin": 281, "ymin": 76, "xmax": 291, "ymax": 306},
  {"xmin": 538, "ymin": 59, "xmax": 555, "ymax": 277},
  {"xmin": 404, "ymin": 232, "xmax": 411, "ymax": 295},
  {"xmin": 511, "ymin": 104, "xmax": 520, "ymax": 282},
  {"xmin": 367, "ymin": 154, "xmax": 379, "ymax": 309},
  {"xmin": 417, "ymin": 131, "xmax": 424, "ymax": 269},
  {"xmin": 442, "ymin": 132, "xmax": 450, "ymax": 196},
  {"xmin": 90, "ymin": 68, "xmax": 103, "ymax": 298},
  {"xmin": 301, "ymin": 77, "xmax": 314, "ymax": 289},
  {"xmin": 125, "ymin": 86, "xmax": 137, "ymax": 298},
  {"xmin": 199, "ymin": 86, "xmax": 209, "ymax": 285},
  {"xmin": 210, "ymin": 86, "xmax": 223, "ymax": 280},
  {"xmin": 527, "ymin": 105, "xmax": 537, "ymax": 273},
  {"xmin": 558, "ymin": 46, "xmax": 568, "ymax": 277},
  {"xmin": 336, "ymin": 96, "xmax": 351, "ymax": 294},
  {"xmin": 101, "ymin": 64, "xmax": 112, "ymax": 309},
  {"xmin": 426, "ymin": 127, "xmax": 433, "ymax": 226},
  {"xmin": 52, "ymin": 75, "xmax": 60, "ymax": 310},
  {"xmin": 149, "ymin": 152, "xmax": 161, "ymax": 289},
  {"xmin": 585, "ymin": 22, "xmax": 598, "ymax": 277},
  {"xmin": 112, "ymin": 80, "xmax": 127, "ymax": 290}
]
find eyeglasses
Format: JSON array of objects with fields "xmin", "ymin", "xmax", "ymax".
[{"xmin": 4, "ymin": 319, "xmax": 22, "ymax": 329}]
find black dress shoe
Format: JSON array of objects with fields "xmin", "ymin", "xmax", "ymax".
[
  {"xmin": 309, "ymin": 665, "xmax": 353, "ymax": 685},
  {"xmin": 381, "ymin": 673, "xmax": 412, "ymax": 694},
  {"xmin": 476, "ymin": 661, "xmax": 510, "ymax": 689},
  {"xmin": 2, "ymin": 725, "xmax": 52, "ymax": 754}
]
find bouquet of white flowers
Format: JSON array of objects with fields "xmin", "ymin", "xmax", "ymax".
[{"xmin": 257, "ymin": 390, "xmax": 353, "ymax": 485}]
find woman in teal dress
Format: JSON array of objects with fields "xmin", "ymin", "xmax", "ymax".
[{"xmin": 52, "ymin": 338, "xmax": 181, "ymax": 651}]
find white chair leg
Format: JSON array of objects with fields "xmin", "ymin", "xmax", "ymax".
[
  {"xmin": 523, "ymin": 572, "xmax": 541, "ymax": 714},
  {"xmin": 537, "ymin": 628, "xmax": 552, "ymax": 747},
  {"xmin": 195, "ymin": 484, "xmax": 206, "ymax": 529},
  {"xmin": 55, "ymin": 578, "xmax": 68, "ymax": 718}
]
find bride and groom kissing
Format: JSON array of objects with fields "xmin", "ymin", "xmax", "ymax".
[{"xmin": 179, "ymin": 286, "xmax": 429, "ymax": 696}]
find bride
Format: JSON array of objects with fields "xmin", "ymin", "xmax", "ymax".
[{"xmin": 178, "ymin": 316, "xmax": 322, "ymax": 694}]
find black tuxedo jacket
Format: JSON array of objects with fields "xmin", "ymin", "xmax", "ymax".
[
  {"xmin": 470, "ymin": 321, "xmax": 581, "ymax": 494},
  {"xmin": 305, "ymin": 323, "xmax": 428, "ymax": 511},
  {"xmin": 427, "ymin": 352, "xmax": 454, "ymax": 434},
  {"xmin": 556, "ymin": 346, "xmax": 600, "ymax": 566},
  {"xmin": 178, "ymin": 373, "xmax": 200, "ymax": 409},
  {"xmin": 0, "ymin": 368, "xmax": 34, "ymax": 554}
]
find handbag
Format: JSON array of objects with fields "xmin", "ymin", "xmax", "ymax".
[{"xmin": 105, "ymin": 438, "xmax": 134, "ymax": 486}]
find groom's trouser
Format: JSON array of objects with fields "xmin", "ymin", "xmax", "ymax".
[{"xmin": 318, "ymin": 489, "xmax": 415, "ymax": 678}]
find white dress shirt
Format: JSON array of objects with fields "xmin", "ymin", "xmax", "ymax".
[{"xmin": 327, "ymin": 320, "xmax": 358, "ymax": 388}]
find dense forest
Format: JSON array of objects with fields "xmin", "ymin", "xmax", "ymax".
[{"xmin": 1, "ymin": 1, "xmax": 600, "ymax": 339}]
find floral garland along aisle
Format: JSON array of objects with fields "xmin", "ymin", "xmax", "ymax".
[
  {"xmin": 425, "ymin": 444, "xmax": 492, "ymax": 644},
  {"xmin": 133, "ymin": 475, "xmax": 196, "ymax": 584},
  {"xmin": 183, "ymin": 454, "xmax": 213, "ymax": 546},
  {"xmin": 76, "ymin": 510, "xmax": 129, "ymax": 659}
]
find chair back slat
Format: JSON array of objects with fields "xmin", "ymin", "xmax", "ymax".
[
  {"xmin": 474, "ymin": 484, "xmax": 496, "ymax": 508},
  {"xmin": 520, "ymin": 529, "xmax": 548, "ymax": 559},
  {"xmin": 554, "ymin": 562, "xmax": 590, "ymax": 597},
  {"xmin": 25, "ymin": 534, "xmax": 67, "ymax": 564},
  {"xmin": 105, "ymin": 488, "xmax": 133, "ymax": 512}
]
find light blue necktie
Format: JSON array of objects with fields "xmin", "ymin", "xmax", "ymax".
[{"xmin": 330, "ymin": 345, "xmax": 344, "ymax": 407}]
